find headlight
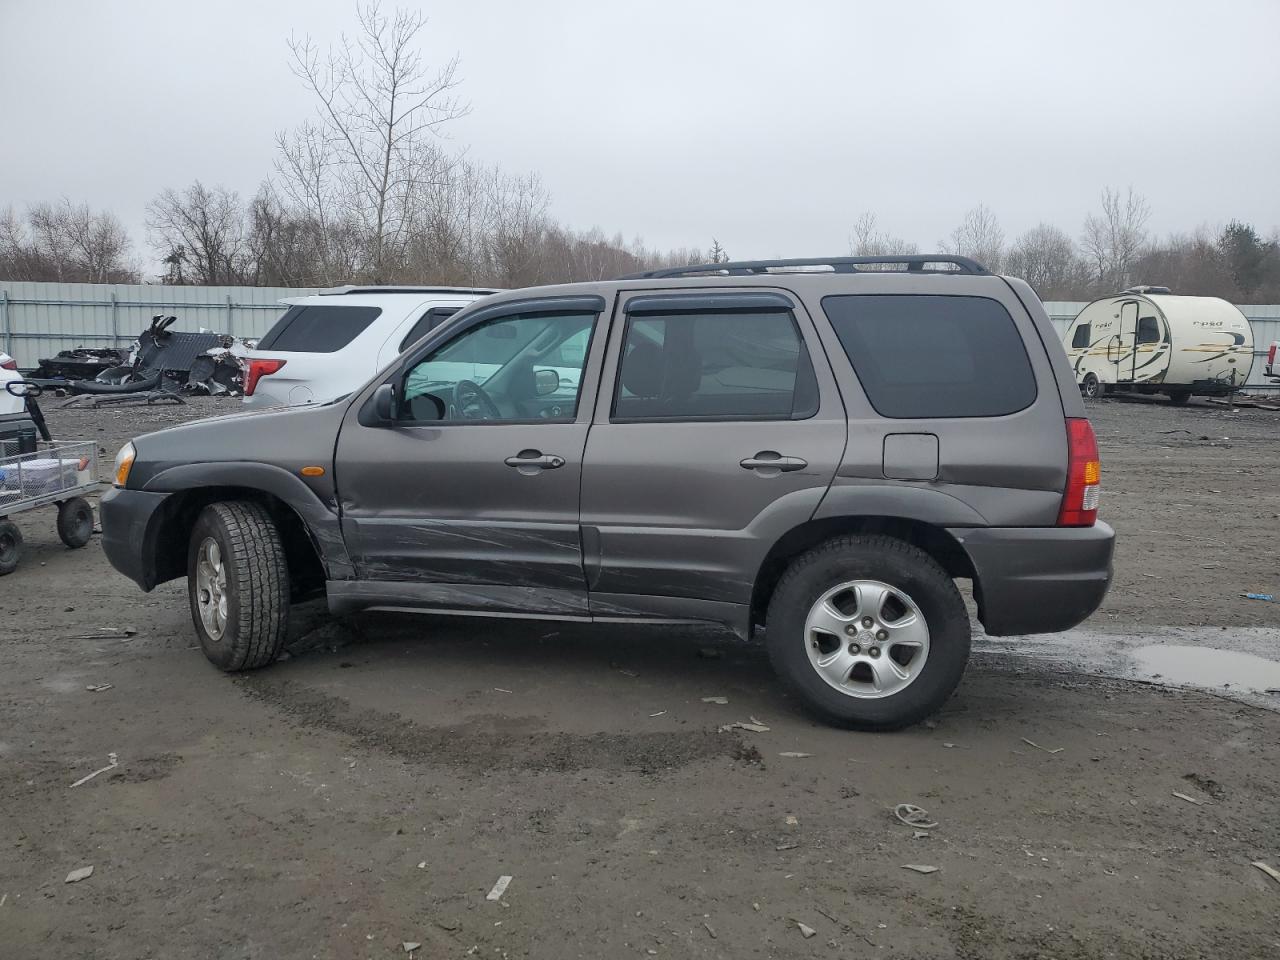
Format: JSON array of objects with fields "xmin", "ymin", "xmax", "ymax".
[{"xmin": 113, "ymin": 442, "xmax": 136, "ymax": 488}]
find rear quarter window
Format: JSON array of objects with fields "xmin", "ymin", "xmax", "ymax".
[
  {"xmin": 821, "ymin": 294, "xmax": 1036, "ymax": 418},
  {"xmin": 257, "ymin": 305, "xmax": 382, "ymax": 353}
]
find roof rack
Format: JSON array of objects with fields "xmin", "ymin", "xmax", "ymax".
[
  {"xmin": 618, "ymin": 255, "xmax": 989, "ymax": 280},
  {"xmin": 1121, "ymin": 285, "xmax": 1172, "ymax": 295},
  {"xmin": 318, "ymin": 284, "xmax": 502, "ymax": 296}
]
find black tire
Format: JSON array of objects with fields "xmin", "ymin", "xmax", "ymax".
[
  {"xmin": 1081, "ymin": 373, "xmax": 1102, "ymax": 399},
  {"xmin": 187, "ymin": 501, "xmax": 289, "ymax": 671},
  {"xmin": 56, "ymin": 497, "xmax": 94, "ymax": 548},
  {"xmin": 1168, "ymin": 389, "xmax": 1191, "ymax": 406},
  {"xmin": 0, "ymin": 519, "xmax": 22, "ymax": 576},
  {"xmin": 765, "ymin": 535, "xmax": 970, "ymax": 731}
]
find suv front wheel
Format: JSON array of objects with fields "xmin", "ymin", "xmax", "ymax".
[
  {"xmin": 765, "ymin": 535, "xmax": 970, "ymax": 730},
  {"xmin": 187, "ymin": 501, "xmax": 290, "ymax": 671}
]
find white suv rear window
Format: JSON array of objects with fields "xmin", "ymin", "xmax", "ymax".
[{"xmin": 257, "ymin": 305, "xmax": 382, "ymax": 353}]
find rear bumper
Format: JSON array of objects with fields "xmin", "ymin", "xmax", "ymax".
[
  {"xmin": 949, "ymin": 522, "xmax": 1115, "ymax": 636},
  {"xmin": 99, "ymin": 486, "xmax": 171, "ymax": 591}
]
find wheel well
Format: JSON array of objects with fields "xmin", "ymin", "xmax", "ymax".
[
  {"xmin": 149, "ymin": 486, "xmax": 326, "ymax": 600},
  {"xmin": 749, "ymin": 516, "xmax": 975, "ymax": 630}
]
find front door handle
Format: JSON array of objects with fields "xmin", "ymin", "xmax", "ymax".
[
  {"xmin": 504, "ymin": 449, "xmax": 566, "ymax": 473},
  {"xmin": 740, "ymin": 452, "xmax": 808, "ymax": 474}
]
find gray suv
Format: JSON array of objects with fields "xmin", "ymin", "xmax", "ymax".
[{"xmin": 100, "ymin": 256, "xmax": 1114, "ymax": 729}]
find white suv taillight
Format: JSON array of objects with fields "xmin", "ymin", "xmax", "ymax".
[
  {"xmin": 1268, "ymin": 343, "xmax": 1277, "ymax": 376},
  {"xmin": 1058, "ymin": 418, "xmax": 1100, "ymax": 527},
  {"xmin": 244, "ymin": 358, "xmax": 286, "ymax": 396}
]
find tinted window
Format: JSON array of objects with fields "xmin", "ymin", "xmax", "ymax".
[
  {"xmin": 399, "ymin": 307, "xmax": 461, "ymax": 353},
  {"xmin": 612, "ymin": 310, "xmax": 817, "ymax": 421},
  {"xmin": 1137, "ymin": 316, "xmax": 1160, "ymax": 344},
  {"xmin": 822, "ymin": 294, "xmax": 1036, "ymax": 419},
  {"xmin": 1071, "ymin": 323, "xmax": 1091, "ymax": 348},
  {"xmin": 257, "ymin": 305, "xmax": 381, "ymax": 353},
  {"xmin": 401, "ymin": 311, "xmax": 597, "ymax": 422}
]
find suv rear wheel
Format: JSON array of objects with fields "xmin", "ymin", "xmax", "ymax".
[
  {"xmin": 765, "ymin": 535, "xmax": 970, "ymax": 730},
  {"xmin": 187, "ymin": 501, "xmax": 289, "ymax": 671}
]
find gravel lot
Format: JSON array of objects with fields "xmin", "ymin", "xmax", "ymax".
[{"xmin": 1, "ymin": 394, "xmax": 1278, "ymax": 959}]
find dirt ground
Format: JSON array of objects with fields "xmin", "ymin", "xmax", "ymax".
[{"xmin": 1, "ymin": 395, "xmax": 1278, "ymax": 959}]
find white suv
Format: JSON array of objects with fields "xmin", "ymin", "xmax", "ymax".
[{"xmin": 242, "ymin": 286, "xmax": 499, "ymax": 409}]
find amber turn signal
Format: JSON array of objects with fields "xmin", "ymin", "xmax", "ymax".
[{"xmin": 300, "ymin": 466, "xmax": 325, "ymax": 477}]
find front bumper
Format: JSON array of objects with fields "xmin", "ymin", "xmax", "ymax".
[
  {"xmin": 99, "ymin": 486, "xmax": 172, "ymax": 591},
  {"xmin": 949, "ymin": 521, "xmax": 1115, "ymax": 636}
]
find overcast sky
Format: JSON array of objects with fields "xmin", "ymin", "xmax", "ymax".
[{"xmin": 2, "ymin": 0, "xmax": 1278, "ymax": 270}]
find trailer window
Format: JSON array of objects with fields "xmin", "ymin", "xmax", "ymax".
[
  {"xmin": 821, "ymin": 294, "xmax": 1037, "ymax": 419},
  {"xmin": 1071, "ymin": 324, "xmax": 1091, "ymax": 348},
  {"xmin": 1137, "ymin": 316, "xmax": 1161, "ymax": 344}
]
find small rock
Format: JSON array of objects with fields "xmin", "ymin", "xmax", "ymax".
[
  {"xmin": 797, "ymin": 921, "xmax": 817, "ymax": 938},
  {"xmin": 65, "ymin": 866, "xmax": 94, "ymax": 883},
  {"xmin": 902, "ymin": 864, "xmax": 939, "ymax": 874},
  {"xmin": 403, "ymin": 942, "xmax": 421, "ymax": 953}
]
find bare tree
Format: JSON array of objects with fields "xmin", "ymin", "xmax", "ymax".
[
  {"xmin": 942, "ymin": 205, "xmax": 1004, "ymax": 270},
  {"xmin": 280, "ymin": 2, "xmax": 467, "ymax": 280},
  {"xmin": 707, "ymin": 238, "xmax": 729, "ymax": 263},
  {"xmin": 1080, "ymin": 186, "xmax": 1150, "ymax": 291},
  {"xmin": 849, "ymin": 212, "xmax": 918, "ymax": 257},
  {"xmin": 1004, "ymin": 223, "xmax": 1089, "ymax": 299},
  {"xmin": 0, "ymin": 199, "xmax": 136, "ymax": 283},
  {"xmin": 147, "ymin": 182, "xmax": 252, "ymax": 284}
]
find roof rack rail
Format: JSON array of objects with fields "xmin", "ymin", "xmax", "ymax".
[
  {"xmin": 318, "ymin": 284, "xmax": 502, "ymax": 296},
  {"xmin": 618, "ymin": 255, "xmax": 989, "ymax": 280}
]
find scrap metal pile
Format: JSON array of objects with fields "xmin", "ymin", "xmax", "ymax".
[{"xmin": 37, "ymin": 316, "xmax": 254, "ymax": 404}]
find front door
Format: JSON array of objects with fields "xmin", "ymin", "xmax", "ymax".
[
  {"xmin": 580, "ymin": 289, "xmax": 846, "ymax": 613},
  {"xmin": 334, "ymin": 297, "xmax": 609, "ymax": 616}
]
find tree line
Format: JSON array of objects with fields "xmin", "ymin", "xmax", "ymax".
[{"xmin": 2, "ymin": 3, "xmax": 1278, "ymax": 302}]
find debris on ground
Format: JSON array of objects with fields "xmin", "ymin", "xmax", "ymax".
[
  {"xmin": 775, "ymin": 842, "xmax": 799, "ymax": 851},
  {"xmin": 1252, "ymin": 862, "xmax": 1280, "ymax": 885},
  {"xmin": 719, "ymin": 716, "xmax": 770, "ymax": 733},
  {"xmin": 64, "ymin": 866, "xmax": 94, "ymax": 883},
  {"xmin": 902, "ymin": 864, "xmax": 940, "ymax": 875},
  {"xmin": 700, "ymin": 696, "xmax": 728, "ymax": 704},
  {"xmin": 1021, "ymin": 737, "xmax": 1065, "ymax": 755},
  {"xmin": 703, "ymin": 921, "xmax": 717, "ymax": 938},
  {"xmin": 617, "ymin": 669, "xmax": 639, "ymax": 678},
  {"xmin": 1183, "ymin": 773, "xmax": 1227, "ymax": 800},
  {"xmin": 784, "ymin": 815, "xmax": 799, "ymax": 826},
  {"xmin": 893, "ymin": 804, "xmax": 938, "ymax": 829},
  {"xmin": 403, "ymin": 943, "xmax": 421, "ymax": 953},
  {"xmin": 648, "ymin": 711, "xmax": 667, "ymax": 718},
  {"xmin": 65, "ymin": 627, "xmax": 137, "ymax": 641},
  {"xmin": 795, "ymin": 921, "xmax": 817, "ymax": 939},
  {"xmin": 70, "ymin": 752, "xmax": 118, "ymax": 787},
  {"xmin": 1241, "ymin": 593, "xmax": 1276, "ymax": 602},
  {"xmin": 1172, "ymin": 791, "xmax": 1211, "ymax": 806},
  {"xmin": 85, "ymin": 683, "xmax": 113, "ymax": 693},
  {"xmin": 435, "ymin": 919, "xmax": 460, "ymax": 932},
  {"xmin": 417, "ymin": 861, "xmax": 426, "ymax": 869},
  {"xmin": 492, "ymin": 687, "xmax": 512, "ymax": 694},
  {"xmin": 486, "ymin": 875, "xmax": 513, "ymax": 901},
  {"xmin": 913, "ymin": 830, "xmax": 931, "ymax": 839},
  {"xmin": 778, "ymin": 752, "xmax": 812, "ymax": 758}
]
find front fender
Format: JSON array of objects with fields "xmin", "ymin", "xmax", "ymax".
[{"xmin": 143, "ymin": 462, "xmax": 354, "ymax": 580}]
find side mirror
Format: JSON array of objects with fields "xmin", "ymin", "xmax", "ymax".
[
  {"xmin": 534, "ymin": 369, "xmax": 560, "ymax": 396},
  {"xmin": 359, "ymin": 382, "xmax": 398, "ymax": 427}
]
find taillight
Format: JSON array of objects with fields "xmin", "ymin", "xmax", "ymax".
[
  {"xmin": 1268, "ymin": 343, "xmax": 1277, "ymax": 371},
  {"xmin": 1058, "ymin": 417, "xmax": 1100, "ymax": 526},
  {"xmin": 244, "ymin": 358, "xmax": 286, "ymax": 396},
  {"xmin": 0, "ymin": 358, "xmax": 16, "ymax": 371}
]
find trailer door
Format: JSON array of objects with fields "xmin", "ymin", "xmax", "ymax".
[{"xmin": 1116, "ymin": 301, "xmax": 1138, "ymax": 382}]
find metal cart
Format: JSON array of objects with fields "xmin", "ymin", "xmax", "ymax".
[{"xmin": 0, "ymin": 440, "xmax": 104, "ymax": 575}]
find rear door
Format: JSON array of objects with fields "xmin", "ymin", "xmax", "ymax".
[
  {"xmin": 334, "ymin": 295, "xmax": 609, "ymax": 615},
  {"xmin": 580, "ymin": 290, "xmax": 846, "ymax": 610}
]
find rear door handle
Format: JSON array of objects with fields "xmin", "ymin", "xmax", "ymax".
[
  {"xmin": 504, "ymin": 450, "xmax": 565, "ymax": 472},
  {"xmin": 740, "ymin": 452, "xmax": 808, "ymax": 473}
]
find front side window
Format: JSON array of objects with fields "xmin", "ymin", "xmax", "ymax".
[
  {"xmin": 612, "ymin": 309, "xmax": 818, "ymax": 421},
  {"xmin": 400, "ymin": 311, "xmax": 597, "ymax": 422},
  {"xmin": 1071, "ymin": 323, "xmax": 1091, "ymax": 348},
  {"xmin": 822, "ymin": 294, "xmax": 1036, "ymax": 419}
]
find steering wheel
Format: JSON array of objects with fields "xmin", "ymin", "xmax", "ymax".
[{"xmin": 453, "ymin": 379, "xmax": 501, "ymax": 420}]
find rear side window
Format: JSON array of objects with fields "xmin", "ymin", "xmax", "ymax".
[
  {"xmin": 399, "ymin": 307, "xmax": 462, "ymax": 353},
  {"xmin": 822, "ymin": 294, "xmax": 1036, "ymax": 418},
  {"xmin": 257, "ymin": 305, "xmax": 381, "ymax": 353},
  {"xmin": 612, "ymin": 309, "xmax": 818, "ymax": 421},
  {"xmin": 1071, "ymin": 323, "xmax": 1091, "ymax": 348}
]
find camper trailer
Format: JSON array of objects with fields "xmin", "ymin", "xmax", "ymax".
[{"xmin": 1064, "ymin": 287, "xmax": 1253, "ymax": 403}]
